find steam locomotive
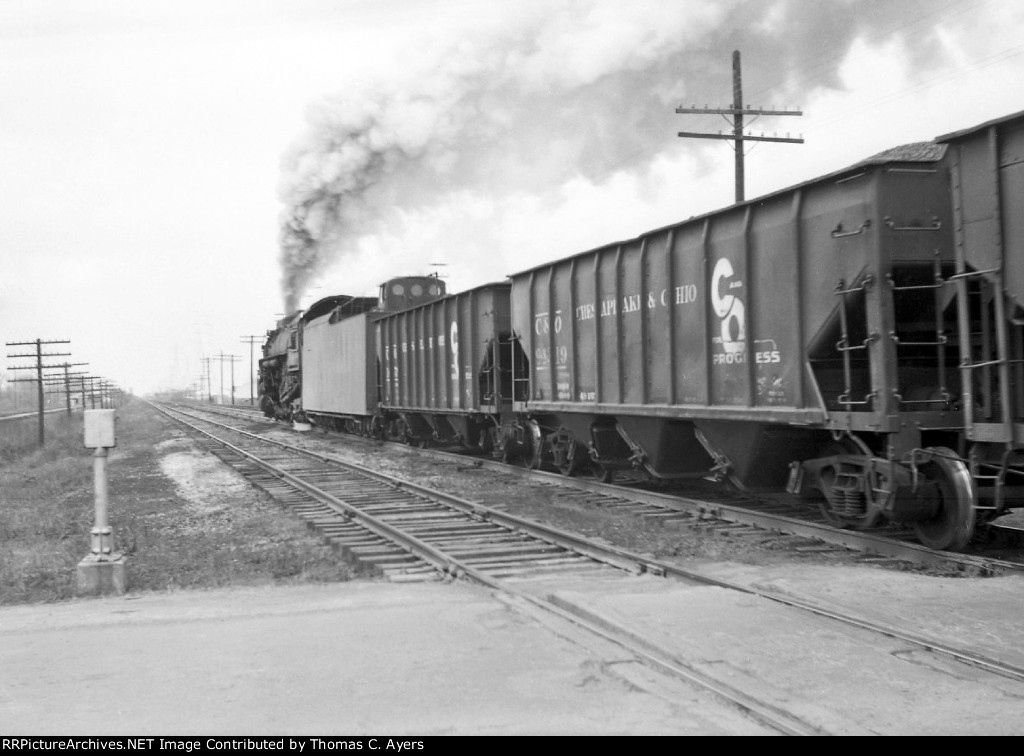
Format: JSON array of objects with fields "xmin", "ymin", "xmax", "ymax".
[{"xmin": 259, "ymin": 108, "xmax": 1024, "ymax": 552}]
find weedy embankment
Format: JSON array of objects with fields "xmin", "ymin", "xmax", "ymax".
[{"xmin": 0, "ymin": 400, "xmax": 354, "ymax": 604}]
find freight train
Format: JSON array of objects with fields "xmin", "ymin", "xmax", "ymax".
[{"xmin": 259, "ymin": 108, "xmax": 1024, "ymax": 552}]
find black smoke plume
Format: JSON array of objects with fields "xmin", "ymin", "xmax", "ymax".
[{"xmin": 277, "ymin": 0, "xmax": 957, "ymax": 311}]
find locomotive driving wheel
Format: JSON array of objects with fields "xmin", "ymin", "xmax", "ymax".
[
  {"xmin": 910, "ymin": 446, "xmax": 976, "ymax": 551},
  {"xmin": 816, "ymin": 435, "xmax": 881, "ymax": 530}
]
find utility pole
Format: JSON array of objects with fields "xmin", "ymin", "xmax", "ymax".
[
  {"xmin": 230, "ymin": 356, "xmax": 240, "ymax": 405},
  {"xmin": 90, "ymin": 377, "xmax": 102, "ymax": 409},
  {"xmin": 676, "ymin": 50, "xmax": 803, "ymax": 203},
  {"xmin": 98, "ymin": 379, "xmax": 112, "ymax": 408},
  {"xmin": 5, "ymin": 339, "xmax": 82, "ymax": 446},
  {"xmin": 213, "ymin": 353, "xmax": 241, "ymax": 405},
  {"xmin": 75, "ymin": 376, "xmax": 90, "ymax": 409},
  {"xmin": 75, "ymin": 378, "xmax": 99, "ymax": 409},
  {"xmin": 42, "ymin": 364, "xmax": 88, "ymax": 416},
  {"xmin": 201, "ymin": 357, "xmax": 213, "ymax": 403},
  {"xmin": 241, "ymin": 335, "xmax": 262, "ymax": 406},
  {"xmin": 61, "ymin": 364, "xmax": 76, "ymax": 415},
  {"xmin": 69, "ymin": 375, "xmax": 89, "ymax": 411}
]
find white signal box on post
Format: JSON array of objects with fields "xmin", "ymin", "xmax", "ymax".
[
  {"xmin": 84, "ymin": 409, "xmax": 117, "ymax": 448},
  {"xmin": 78, "ymin": 408, "xmax": 126, "ymax": 595}
]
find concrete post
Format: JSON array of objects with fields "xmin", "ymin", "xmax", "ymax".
[
  {"xmin": 76, "ymin": 409, "xmax": 127, "ymax": 595},
  {"xmin": 90, "ymin": 448, "xmax": 113, "ymax": 556}
]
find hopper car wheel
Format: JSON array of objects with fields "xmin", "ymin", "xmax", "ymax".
[
  {"xmin": 520, "ymin": 420, "xmax": 543, "ymax": 470},
  {"xmin": 817, "ymin": 436, "xmax": 881, "ymax": 530},
  {"xmin": 911, "ymin": 446, "xmax": 976, "ymax": 551},
  {"xmin": 392, "ymin": 418, "xmax": 411, "ymax": 445}
]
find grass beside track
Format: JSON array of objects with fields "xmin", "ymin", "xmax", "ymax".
[
  {"xmin": 0, "ymin": 399, "xmax": 353, "ymax": 605},
  {"xmin": 0, "ymin": 411, "xmax": 69, "ymax": 461}
]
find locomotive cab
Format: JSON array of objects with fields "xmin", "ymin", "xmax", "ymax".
[{"xmin": 379, "ymin": 276, "xmax": 446, "ymax": 312}]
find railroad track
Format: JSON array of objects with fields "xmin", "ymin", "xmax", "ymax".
[
  {"xmin": 0, "ymin": 407, "xmax": 72, "ymax": 423},
  {"xmin": 160, "ymin": 403, "xmax": 646, "ymax": 584},
  {"xmin": 155, "ymin": 400, "xmax": 1024, "ymax": 734},
  {"xmin": 176, "ymin": 400, "xmax": 1024, "ymax": 576}
]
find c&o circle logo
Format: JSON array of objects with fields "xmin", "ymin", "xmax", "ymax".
[{"xmin": 711, "ymin": 257, "xmax": 746, "ymax": 357}]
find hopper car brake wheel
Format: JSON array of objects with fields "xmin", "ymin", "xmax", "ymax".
[{"xmin": 911, "ymin": 446, "xmax": 976, "ymax": 552}]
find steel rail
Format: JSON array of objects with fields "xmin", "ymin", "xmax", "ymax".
[
  {"xmin": 0, "ymin": 408, "xmax": 69, "ymax": 423},
  {"xmin": 187, "ymin": 399, "xmax": 1021, "ymax": 576},
  {"xmin": 156, "ymin": 403, "xmax": 833, "ymax": 735},
  {"xmin": 411, "ymin": 444, "xmax": 1024, "ymax": 577},
  {"xmin": 154, "ymin": 405, "xmax": 463, "ymax": 577},
  {"xmin": 160, "ymin": 403, "xmax": 647, "ymax": 576},
  {"xmin": 162, "ymin": 401, "xmax": 1024, "ymax": 688}
]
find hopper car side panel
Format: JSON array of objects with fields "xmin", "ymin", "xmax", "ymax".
[
  {"xmin": 512, "ymin": 160, "xmax": 919, "ymax": 427},
  {"xmin": 378, "ymin": 283, "xmax": 513, "ymax": 447},
  {"xmin": 940, "ymin": 111, "xmax": 1024, "ymax": 450}
]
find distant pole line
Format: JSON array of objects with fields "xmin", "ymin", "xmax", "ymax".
[
  {"xmin": 210, "ymin": 353, "xmax": 241, "ymax": 405},
  {"xmin": 5, "ymin": 338, "xmax": 76, "ymax": 447},
  {"xmin": 42, "ymin": 365, "xmax": 90, "ymax": 415}
]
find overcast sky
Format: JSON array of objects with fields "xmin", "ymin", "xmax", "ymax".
[{"xmin": 3, "ymin": 0, "xmax": 1024, "ymax": 399}]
